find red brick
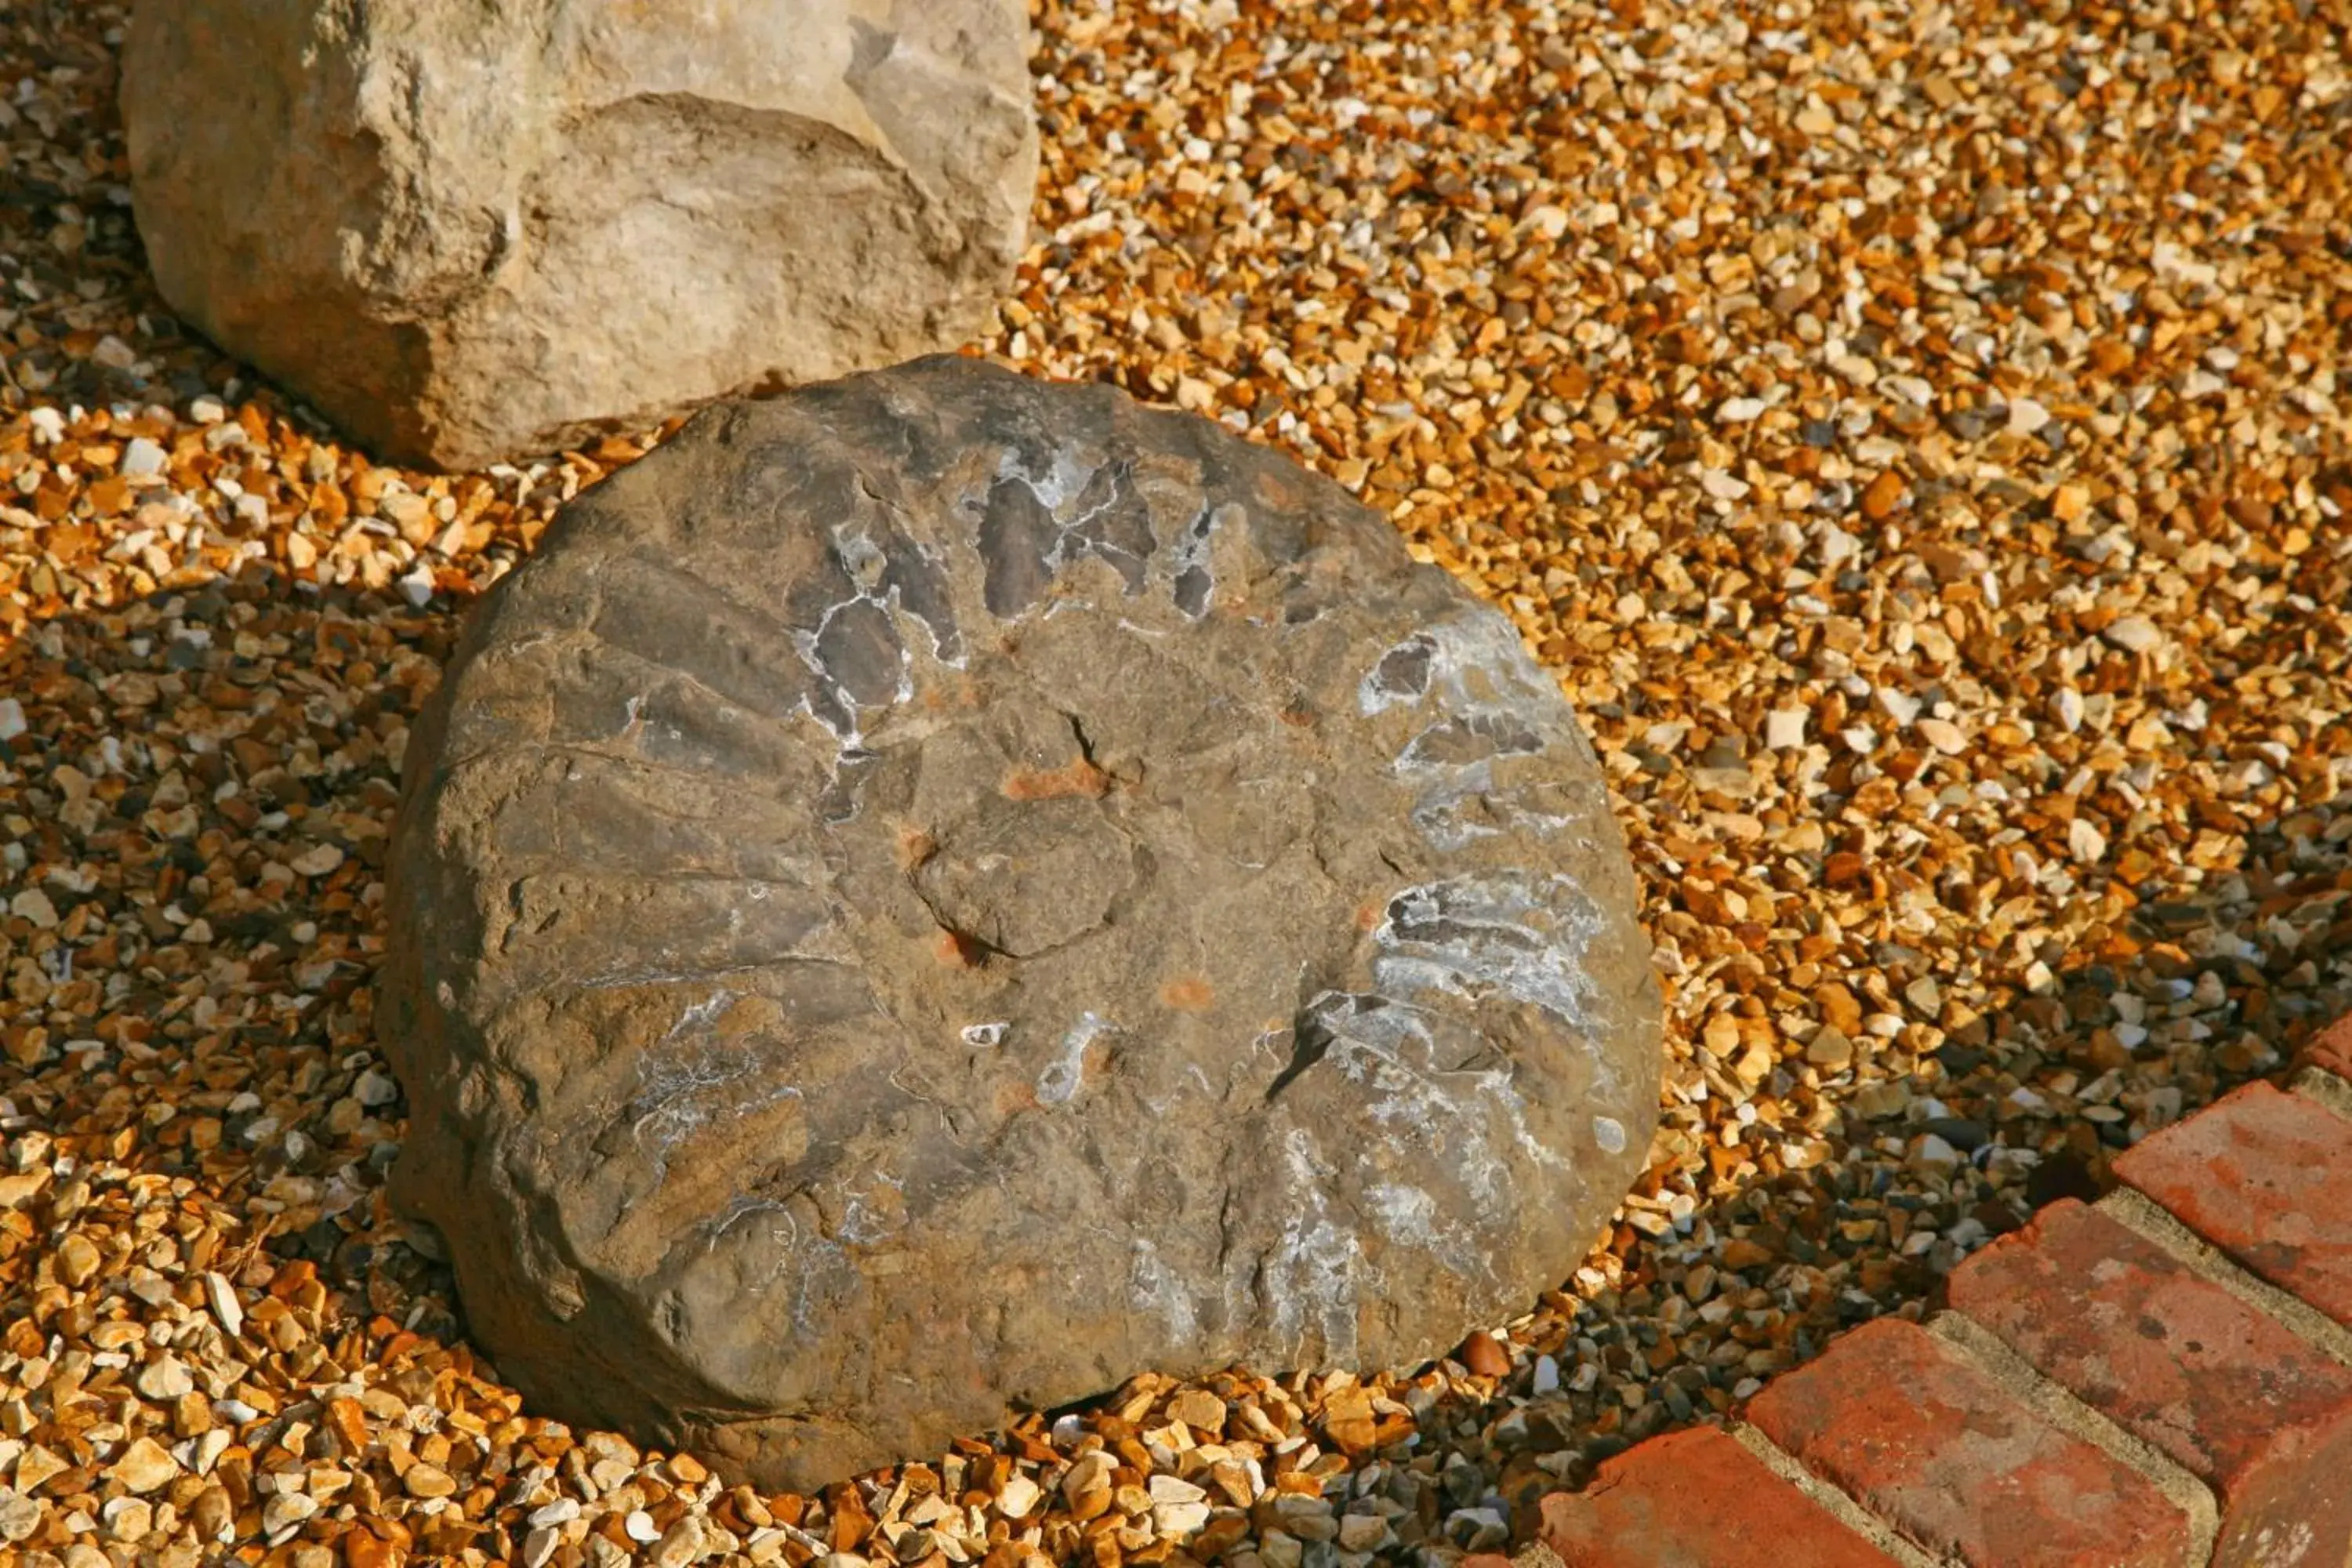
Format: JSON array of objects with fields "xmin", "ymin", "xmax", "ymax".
[
  {"xmin": 1744, "ymin": 1317, "xmax": 2194, "ymax": 1567},
  {"xmin": 1534, "ymin": 1426, "xmax": 1901, "ymax": 1568},
  {"xmin": 2303, "ymin": 1013, "xmax": 2352, "ymax": 1082},
  {"xmin": 1948, "ymin": 1198, "xmax": 2352, "ymax": 1566},
  {"xmin": 2114, "ymin": 1080, "xmax": 2352, "ymax": 1328}
]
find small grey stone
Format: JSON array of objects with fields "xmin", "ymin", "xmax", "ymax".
[
  {"xmin": 383, "ymin": 358, "xmax": 1661, "ymax": 1490},
  {"xmin": 1922, "ymin": 1116, "xmax": 1990, "ymax": 1152}
]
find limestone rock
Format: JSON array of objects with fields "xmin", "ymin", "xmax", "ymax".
[
  {"xmin": 383, "ymin": 358, "xmax": 1661, "ymax": 1490},
  {"xmin": 121, "ymin": 1, "xmax": 1036, "ymax": 470}
]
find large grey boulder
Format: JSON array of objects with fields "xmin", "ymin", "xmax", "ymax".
[
  {"xmin": 121, "ymin": 1, "xmax": 1036, "ymax": 470},
  {"xmin": 382, "ymin": 358, "xmax": 1661, "ymax": 1490}
]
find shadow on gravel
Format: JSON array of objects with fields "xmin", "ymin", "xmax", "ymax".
[
  {"xmin": 0, "ymin": 564, "xmax": 470, "ymax": 1335},
  {"xmin": 1459, "ymin": 783, "xmax": 2352, "ymax": 1514}
]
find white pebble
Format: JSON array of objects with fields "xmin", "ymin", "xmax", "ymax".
[
  {"xmin": 1907, "ymin": 1132, "xmax": 1961, "ymax": 1171},
  {"xmin": 1153, "ymin": 1501, "xmax": 1213, "ymax": 1537},
  {"xmin": 1519, "ymin": 205, "xmax": 1569, "ymax": 240},
  {"xmin": 994, "ymin": 1475, "xmax": 1040, "ymax": 1519},
  {"xmin": 2052, "ymin": 686, "xmax": 2085, "ymax": 732},
  {"xmin": 120, "ymin": 437, "xmax": 167, "ymax": 478},
  {"xmin": 0, "ymin": 698, "xmax": 22, "ymax": 741},
  {"xmin": 290, "ymin": 844, "xmax": 345, "ymax": 878},
  {"xmin": 1764, "ymin": 708, "xmax": 1808, "ymax": 750},
  {"xmin": 1916, "ymin": 717, "xmax": 1967, "ymax": 755},
  {"xmin": 136, "ymin": 1355, "xmax": 194, "ymax": 1400},
  {"xmin": 201, "ymin": 1271, "xmax": 244, "ymax": 1338},
  {"xmin": 1875, "ymin": 687, "xmax": 1922, "ymax": 728}
]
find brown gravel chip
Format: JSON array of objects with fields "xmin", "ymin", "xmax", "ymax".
[{"xmin": 0, "ymin": 0, "xmax": 2347, "ymax": 1565}]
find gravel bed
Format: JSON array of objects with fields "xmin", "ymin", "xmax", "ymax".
[{"xmin": 0, "ymin": 0, "xmax": 2348, "ymax": 1565}]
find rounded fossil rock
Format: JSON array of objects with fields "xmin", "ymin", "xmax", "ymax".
[{"xmin": 382, "ymin": 356, "xmax": 1661, "ymax": 1490}]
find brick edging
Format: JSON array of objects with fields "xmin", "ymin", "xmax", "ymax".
[
  {"xmin": 1521, "ymin": 1056, "xmax": 2352, "ymax": 1568},
  {"xmin": 2298, "ymin": 1011, "xmax": 2352, "ymax": 1086}
]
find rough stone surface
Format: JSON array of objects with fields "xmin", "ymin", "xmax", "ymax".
[
  {"xmin": 382, "ymin": 356, "xmax": 1661, "ymax": 1489},
  {"xmin": 121, "ymin": 1, "xmax": 1036, "ymax": 470}
]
